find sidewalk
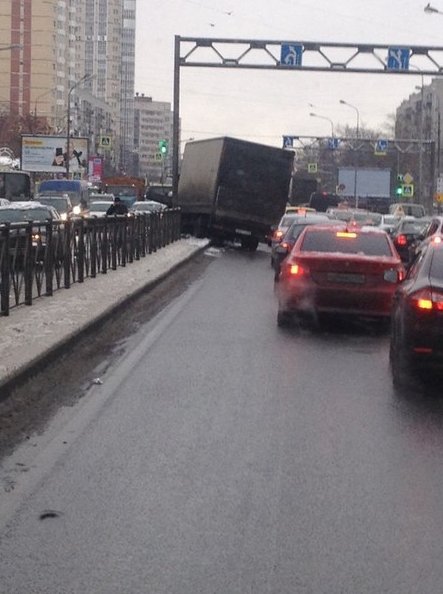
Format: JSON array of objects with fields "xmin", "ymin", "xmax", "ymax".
[{"xmin": 0, "ymin": 238, "xmax": 209, "ymax": 395}]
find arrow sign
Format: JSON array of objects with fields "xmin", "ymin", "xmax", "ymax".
[
  {"xmin": 280, "ymin": 44, "xmax": 303, "ymax": 67},
  {"xmin": 387, "ymin": 47, "xmax": 410, "ymax": 70},
  {"xmin": 282, "ymin": 135, "xmax": 294, "ymax": 148}
]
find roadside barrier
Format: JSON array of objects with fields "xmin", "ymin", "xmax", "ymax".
[{"xmin": 0, "ymin": 209, "xmax": 181, "ymax": 316}]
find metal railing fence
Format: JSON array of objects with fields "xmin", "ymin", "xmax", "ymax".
[{"xmin": 0, "ymin": 209, "xmax": 181, "ymax": 316}]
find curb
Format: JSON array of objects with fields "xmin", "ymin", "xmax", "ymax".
[{"xmin": 0, "ymin": 241, "xmax": 210, "ymax": 401}]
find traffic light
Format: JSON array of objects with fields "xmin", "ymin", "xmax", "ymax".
[
  {"xmin": 396, "ymin": 185, "xmax": 403, "ymax": 197},
  {"xmin": 158, "ymin": 139, "xmax": 168, "ymax": 156}
]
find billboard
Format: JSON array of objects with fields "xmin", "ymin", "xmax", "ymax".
[
  {"xmin": 21, "ymin": 135, "xmax": 89, "ymax": 174},
  {"xmin": 88, "ymin": 156, "xmax": 103, "ymax": 183}
]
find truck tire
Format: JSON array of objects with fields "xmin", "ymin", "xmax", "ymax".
[{"xmin": 241, "ymin": 237, "xmax": 259, "ymax": 251}]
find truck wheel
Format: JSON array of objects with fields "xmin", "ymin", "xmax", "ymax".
[{"xmin": 241, "ymin": 237, "xmax": 259, "ymax": 251}]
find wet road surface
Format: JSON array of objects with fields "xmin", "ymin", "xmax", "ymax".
[{"xmin": 1, "ymin": 246, "xmax": 443, "ymax": 593}]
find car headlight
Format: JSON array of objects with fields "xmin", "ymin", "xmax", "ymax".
[
  {"xmin": 60, "ymin": 213, "xmax": 68, "ymax": 221},
  {"xmin": 73, "ymin": 205, "xmax": 81, "ymax": 215}
]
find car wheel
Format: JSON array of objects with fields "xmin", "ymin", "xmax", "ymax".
[
  {"xmin": 389, "ymin": 339, "xmax": 409, "ymax": 388},
  {"xmin": 277, "ymin": 308, "xmax": 292, "ymax": 328}
]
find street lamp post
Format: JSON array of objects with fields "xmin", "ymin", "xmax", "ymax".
[
  {"xmin": 340, "ymin": 99, "xmax": 361, "ymax": 207},
  {"xmin": 424, "ymin": 3, "xmax": 443, "ymax": 14},
  {"xmin": 309, "ymin": 112, "xmax": 335, "ymax": 137},
  {"xmin": 66, "ymin": 74, "xmax": 93, "ymax": 179}
]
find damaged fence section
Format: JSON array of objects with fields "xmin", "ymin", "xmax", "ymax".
[{"xmin": 0, "ymin": 209, "xmax": 181, "ymax": 316}]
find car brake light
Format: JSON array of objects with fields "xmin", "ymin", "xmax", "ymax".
[
  {"xmin": 336, "ymin": 231, "xmax": 357, "ymax": 239},
  {"xmin": 290, "ymin": 263, "xmax": 305, "ymax": 276},
  {"xmin": 274, "ymin": 230, "xmax": 284, "ymax": 239},
  {"xmin": 395, "ymin": 234, "xmax": 407, "ymax": 247},
  {"xmin": 410, "ymin": 289, "xmax": 443, "ymax": 311},
  {"xmin": 433, "ymin": 236, "xmax": 442, "ymax": 244}
]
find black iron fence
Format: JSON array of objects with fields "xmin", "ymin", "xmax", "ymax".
[{"xmin": 0, "ymin": 209, "xmax": 181, "ymax": 316}]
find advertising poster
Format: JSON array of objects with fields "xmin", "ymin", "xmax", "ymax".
[
  {"xmin": 88, "ymin": 156, "xmax": 103, "ymax": 183},
  {"xmin": 21, "ymin": 135, "xmax": 89, "ymax": 174}
]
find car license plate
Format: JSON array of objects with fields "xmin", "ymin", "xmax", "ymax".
[
  {"xmin": 327, "ymin": 272, "xmax": 365, "ymax": 284},
  {"xmin": 235, "ymin": 229, "xmax": 252, "ymax": 236}
]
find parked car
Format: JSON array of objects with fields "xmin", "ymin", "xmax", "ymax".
[
  {"xmin": 277, "ymin": 225, "xmax": 405, "ymax": 327},
  {"xmin": 36, "ymin": 194, "xmax": 73, "ymax": 221},
  {"xmin": 391, "ymin": 216, "xmax": 431, "ymax": 264},
  {"xmin": 89, "ymin": 201, "xmax": 114, "ymax": 218},
  {"xmin": 130, "ymin": 200, "xmax": 167, "ymax": 214},
  {"xmin": 271, "ymin": 213, "xmax": 332, "ymax": 279},
  {"xmin": 390, "ymin": 235, "xmax": 443, "ymax": 384}
]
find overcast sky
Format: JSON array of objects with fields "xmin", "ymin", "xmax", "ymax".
[{"xmin": 135, "ymin": 0, "xmax": 443, "ymax": 147}]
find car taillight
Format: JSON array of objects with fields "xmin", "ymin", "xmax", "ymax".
[
  {"xmin": 395, "ymin": 234, "xmax": 408, "ymax": 247},
  {"xmin": 410, "ymin": 289, "xmax": 443, "ymax": 311},
  {"xmin": 336, "ymin": 231, "xmax": 357, "ymax": 238},
  {"xmin": 274, "ymin": 230, "xmax": 284, "ymax": 240}
]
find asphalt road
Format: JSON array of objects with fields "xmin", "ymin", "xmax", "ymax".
[{"xmin": 2, "ymin": 245, "xmax": 443, "ymax": 593}]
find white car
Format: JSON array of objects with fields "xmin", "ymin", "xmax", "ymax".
[
  {"xmin": 89, "ymin": 201, "xmax": 114, "ymax": 218},
  {"xmin": 130, "ymin": 200, "xmax": 166, "ymax": 214}
]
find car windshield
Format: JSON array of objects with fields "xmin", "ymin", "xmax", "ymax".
[
  {"xmin": 402, "ymin": 221, "xmax": 429, "ymax": 234},
  {"xmin": 352, "ymin": 212, "xmax": 382, "ymax": 225},
  {"xmin": 134, "ymin": 202, "xmax": 161, "ymax": 211},
  {"xmin": 301, "ymin": 229, "xmax": 393, "ymax": 257},
  {"xmin": 38, "ymin": 198, "xmax": 69, "ymax": 212},
  {"xmin": 0, "ymin": 208, "xmax": 53, "ymax": 223},
  {"xmin": 90, "ymin": 202, "xmax": 112, "ymax": 212},
  {"xmin": 279, "ymin": 215, "xmax": 296, "ymax": 227}
]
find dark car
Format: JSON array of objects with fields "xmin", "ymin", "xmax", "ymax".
[
  {"xmin": 277, "ymin": 225, "xmax": 405, "ymax": 327},
  {"xmin": 391, "ymin": 216, "xmax": 431, "ymax": 264},
  {"xmin": 272, "ymin": 214, "xmax": 333, "ymax": 280},
  {"xmin": 390, "ymin": 235, "xmax": 443, "ymax": 384},
  {"xmin": 36, "ymin": 194, "xmax": 73, "ymax": 221},
  {"xmin": 0, "ymin": 202, "xmax": 61, "ymax": 261}
]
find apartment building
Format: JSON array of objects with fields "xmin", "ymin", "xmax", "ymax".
[
  {"xmin": 0, "ymin": 0, "xmax": 136, "ymax": 174},
  {"xmin": 134, "ymin": 94, "xmax": 174, "ymax": 183},
  {"xmin": 395, "ymin": 77, "xmax": 443, "ymax": 204}
]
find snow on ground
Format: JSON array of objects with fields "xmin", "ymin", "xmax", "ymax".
[{"xmin": 0, "ymin": 238, "xmax": 209, "ymax": 389}]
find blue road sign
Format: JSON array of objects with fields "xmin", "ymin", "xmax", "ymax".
[
  {"xmin": 280, "ymin": 44, "xmax": 303, "ymax": 67},
  {"xmin": 283, "ymin": 135, "xmax": 294, "ymax": 148},
  {"xmin": 387, "ymin": 47, "xmax": 410, "ymax": 70},
  {"xmin": 328, "ymin": 137, "xmax": 339, "ymax": 150},
  {"xmin": 375, "ymin": 139, "xmax": 388, "ymax": 154}
]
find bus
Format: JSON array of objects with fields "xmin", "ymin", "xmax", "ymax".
[{"xmin": 0, "ymin": 170, "xmax": 32, "ymax": 201}]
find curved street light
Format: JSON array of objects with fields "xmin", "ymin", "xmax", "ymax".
[
  {"xmin": 66, "ymin": 74, "xmax": 94, "ymax": 178},
  {"xmin": 339, "ymin": 99, "xmax": 360, "ymax": 138},
  {"xmin": 339, "ymin": 99, "xmax": 361, "ymax": 207},
  {"xmin": 309, "ymin": 112, "xmax": 335, "ymax": 137},
  {"xmin": 424, "ymin": 3, "xmax": 443, "ymax": 14}
]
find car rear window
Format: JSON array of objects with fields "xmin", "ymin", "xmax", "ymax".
[
  {"xmin": 300, "ymin": 229, "xmax": 393, "ymax": 256},
  {"xmin": 0, "ymin": 208, "xmax": 53, "ymax": 223},
  {"xmin": 402, "ymin": 221, "xmax": 428, "ymax": 234}
]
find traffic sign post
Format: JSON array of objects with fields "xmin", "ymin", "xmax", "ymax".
[
  {"xmin": 280, "ymin": 44, "xmax": 303, "ymax": 66},
  {"xmin": 401, "ymin": 183, "xmax": 414, "ymax": 198},
  {"xmin": 374, "ymin": 139, "xmax": 388, "ymax": 155},
  {"xmin": 387, "ymin": 47, "xmax": 410, "ymax": 70}
]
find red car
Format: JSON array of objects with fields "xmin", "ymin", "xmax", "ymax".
[{"xmin": 277, "ymin": 225, "xmax": 405, "ymax": 327}]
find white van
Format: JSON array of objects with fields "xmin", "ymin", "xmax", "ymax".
[{"xmin": 389, "ymin": 203, "xmax": 426, "ymax": 218}]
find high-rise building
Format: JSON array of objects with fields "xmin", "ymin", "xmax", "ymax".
[
  {"xmin": 134, "ymin": 94, "xmax": 174, "ymax": 183},
  {"xmin": 0, "ymin": 0, "xmax": 136, "ymax": 174}
]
